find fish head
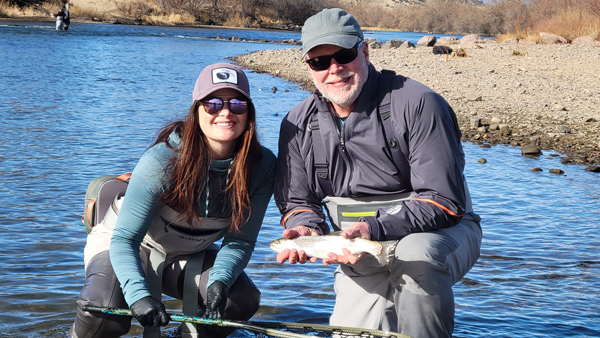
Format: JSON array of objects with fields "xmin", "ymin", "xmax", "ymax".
[{"xmin": 269, "ymin": 238, "xmax": 291, "ymax": 253}]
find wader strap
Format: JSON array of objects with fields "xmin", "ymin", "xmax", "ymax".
[
  {"xmin": 143, "ymin": 246, "xmax": 166, "ymax": 338},
  {"xmin": 309, "ymin": 113, "xmax": 334, "ymax": 196},
  {"xmin": 181, "ymin": 251, "xmax": 206, "ymax": 338},
  {"xmin": 377, "ymin": 69, "xmax": 404, "ymax": 172}
]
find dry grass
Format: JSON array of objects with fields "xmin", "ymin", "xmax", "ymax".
[
  {"xmin": 223, "ymin": 13, "xmax": 252, "ymax": 28},
  {"xmin": 2, "ymin": 0, "xmax": 600, "ymax": 41},
  {"xmin": 143, "ymin": 12, "xmax": 195, "ymax": 25},
  {"xmin": 0, "ymin": 0, "xmax": 53, "ymax": 17}
]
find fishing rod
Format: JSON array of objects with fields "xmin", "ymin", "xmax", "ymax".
[{"xmin": 83, "ymin": 306, "xmax": 410, "ymax": 338}]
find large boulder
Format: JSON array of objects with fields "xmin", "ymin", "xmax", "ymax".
[
  {"xmin": 436, "ymin": 36, "xmax": 459, "ymax": 45},
  {"xmin": 400, "ymin": 40, "xmax": 416, "ymax": 48},
  {"xmin": 382, "ymin": 39, "xmax": 404, "ymax": 49},
  {"xmin": 539, "ymin": 32, "xmax": 568, "ymax": 44},
  {"xmin": 572, "ymin": 36, "xmax": 597, "ymax": 46},
  {"xmin": 417, "ymin": 35, "xmax": 437, "ymax": 47},
  {"xmin": 460, "ymin": 34, "xmax": 485, "ymax": 45}
]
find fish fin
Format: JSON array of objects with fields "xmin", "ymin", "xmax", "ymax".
[{"xmin": 377, "ymin": 240, "xmax": 399, "ymax": 266}]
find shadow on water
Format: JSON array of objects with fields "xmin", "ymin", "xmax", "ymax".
[{"xmin": 1, "ymin": 21, "xmax": 599, "ymax": 337}]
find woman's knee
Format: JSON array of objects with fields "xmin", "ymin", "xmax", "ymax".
[
  {"xmin": 225, "ymin": 271, "xmax": 260, "ymax": 320},
  {"xmin": 72, "ymin": 251, "xmax": 130, "ymax": 338}
]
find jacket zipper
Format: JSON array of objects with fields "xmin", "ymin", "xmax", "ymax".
[{"xmin": 335, "ymin": 116, "xmax": 354, "ymax": 196}]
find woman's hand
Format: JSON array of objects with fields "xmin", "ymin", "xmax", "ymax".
[
  {"xmin": 130, "ymin": 296, "xmax": 170, "ymax": 327},
  {"xmin": 205, "ymin": 281, "xmax": 228, "ymax": 319}
]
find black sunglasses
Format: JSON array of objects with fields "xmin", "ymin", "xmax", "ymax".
[
  {"xmin": 303, "ymin": 41, "xmax": 363, "ymax": 71},
  {"xmin": 201, "ymin": 97, "xmax": 248, "ymax": 115}
]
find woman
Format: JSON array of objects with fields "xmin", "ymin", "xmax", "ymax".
[{"xmin": 70, "ymin": 63, "xmax": 276, "ymax": 338}]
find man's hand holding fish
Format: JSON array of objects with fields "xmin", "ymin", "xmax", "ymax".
[{"xmin": 322, "ymin": 221, "xmax": 371, "ymax": 266}]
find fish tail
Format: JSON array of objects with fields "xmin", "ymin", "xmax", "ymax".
[{"xmin": 377, "ymin": 241, "xmax": 399, "ymax": 266}]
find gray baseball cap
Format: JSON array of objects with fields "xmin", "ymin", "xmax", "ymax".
[
  {"xmin": 301, "ymin": 8, "xmax": 364, "ymax": 58},
  {"xmin": 192, "ymin": 63, "xmax": 251, "ymax": 102}
]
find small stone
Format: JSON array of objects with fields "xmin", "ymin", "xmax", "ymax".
[
  {"xmin": 549, "ymin": 168, "xmax": 565, "ymax": 175},
  {"xmin": 480, "ymin": 144, "xmax": 491, "ymax": 148},
  {"xmin": 500, "ymin": 126, "xmax": 512, "ymax": 135},
  {"xmin": 477, "ymin": 126, "xmax": 487, "ymax": 133},
  {"xmin": 478, "ymin": 158, "xmax": 487, "ymax": 164},
  {"xmin": 470, "ymin": 117, "xmax": 482, "ymax": 129},
  {"xmin": 585, "ymin": 118, "xmax": 597, "ymax": 123},
  {"xmin": 491, "ymin": 117, "xmax": 502, "ymax": 124},
  {"xmin": 521, "ymin": 144, "xmax": 542, "ymax": 156},
  {"xmin": 556, "ymin": 125, "xmax": 571, "ymax": 133},
  {"xmin": 554, "ymin": 105, "xmax": 566, "ymax": 111},
  {"xmin": 272, "ymin": 86, "xmax": 277, "ymax": 93},
  {"xmin": 530, "ymin": 168, "xmax": 543, "ymax": 172}
]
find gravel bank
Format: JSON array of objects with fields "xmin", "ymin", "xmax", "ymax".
[{"xmin": 232, "ymin": 42, "xmax": 600, "ymax": 170}]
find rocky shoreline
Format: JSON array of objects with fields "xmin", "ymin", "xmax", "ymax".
[{"xmin": 232, "ymin": 41, "xmax": 600, "ymax": 172}]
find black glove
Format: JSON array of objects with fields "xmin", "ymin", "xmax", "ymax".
[
  {"xmin": 205, "ymin": 281, "xmax": 228, "ymax": 319},
  {"xmin": 130, "ymin": 296, "xmax": 170, "ymax": 327}
]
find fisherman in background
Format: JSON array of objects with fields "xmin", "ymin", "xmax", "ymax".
[
  {"xmin": 51, "ymin": 5, "xmax": 69, "ymax": 31},
  {"xmin": 274, "ymin": 8, "xmax": 482, "ymax": 338}
]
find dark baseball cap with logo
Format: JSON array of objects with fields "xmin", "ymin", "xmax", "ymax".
[
  {"xmin": 301, "ymin": 8, "xmax": 364, "ymax": 58},
  {"xmin": 192, "ymin": 63, "xmax": 251, "ymax": 102}
]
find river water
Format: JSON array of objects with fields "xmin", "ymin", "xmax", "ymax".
[{"xmin": 0, "ymin": 21, "xmax": 598, "ymax": 338}]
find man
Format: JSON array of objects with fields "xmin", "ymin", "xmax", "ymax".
[
  {"xmin": 52, "ymin": 5, "xmax": 69, "ymax": 31},
  {"xmin": 274, "ymin": 8, "xmax": 482, "ymax": 338}
]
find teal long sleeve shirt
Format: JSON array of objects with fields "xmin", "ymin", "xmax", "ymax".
[{"xmin": 109, "ymin": 133, "xmax": 276, "ymax": 306}]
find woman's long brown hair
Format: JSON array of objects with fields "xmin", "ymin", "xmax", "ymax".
[{"xmin": 151, "ymin": 100, "xmax": 263, "ymax": 232}]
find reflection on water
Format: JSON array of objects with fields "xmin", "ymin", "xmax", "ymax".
[{"xmin": 0, "ymin": 22, "xmax": 599, "ymax": 338}]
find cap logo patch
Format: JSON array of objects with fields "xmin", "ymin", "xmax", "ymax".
[{"xmin": 212, "ymin": 68, "xmax": 238, "ymax": 85}]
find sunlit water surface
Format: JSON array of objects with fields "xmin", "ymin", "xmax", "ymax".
[{"xmin": 0, "ymin": 22, "xmax": 598, "ymax": 338}]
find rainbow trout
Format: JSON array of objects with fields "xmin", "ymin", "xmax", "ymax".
[{"xmin": 270, "ymin": 232, "xmax": 397, "ymax": 266}]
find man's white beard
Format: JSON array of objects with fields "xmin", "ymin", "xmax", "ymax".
[{"xmin": 315, "ymin": 64, "xmax": 368, "ymax": 110}]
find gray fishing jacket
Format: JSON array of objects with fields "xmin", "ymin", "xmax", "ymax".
[{"xmin": 275, "ymin": 64, "xmax": 473, "ymax": 241}]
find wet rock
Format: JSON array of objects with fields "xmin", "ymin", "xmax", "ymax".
[
  {"xmin": 584, "ymin": 166, "xmax": 600, "ymax": 172},
  {"xmin": 530, "ymin": 168, "xmax": 543, "ymax": 172},
  {"xmin": 272, "ymin": 86, "xmax": 277, "ymax": 93},
  {"xmin": 478, "ymin": 158, "xmax": 487, "ymax": 164},
  {"xmin": 521, "ymin": 144, "xmax": 542, "ymax": 156},
  {"xmin": 549, "ymin": 168, "xmax": 565, "ymax": 175},
  {"xmin": 480, "ymin": 144, "xmax": 491, "ymax": 148}
]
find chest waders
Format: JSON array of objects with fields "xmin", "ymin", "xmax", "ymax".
[{"xmin": 106, "ymin": 197, "xmax": 231, "ymax": 338}]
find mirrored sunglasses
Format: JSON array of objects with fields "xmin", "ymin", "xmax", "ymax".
[
  {"xmin": 303, "ymin": 41, "xmax": 363, "ymax": 71},
  {"xmin": 201, "ymin": 97, "xmax": 248, "ymax": 115}
]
